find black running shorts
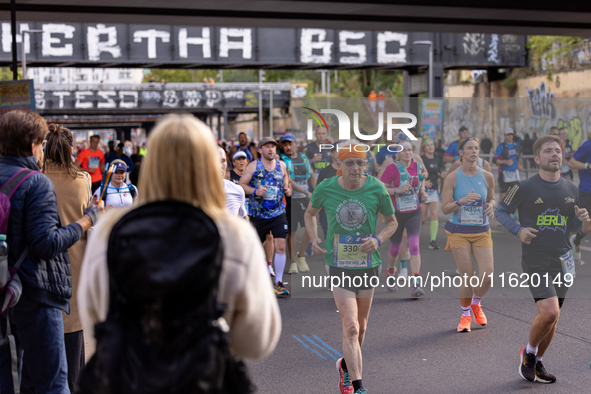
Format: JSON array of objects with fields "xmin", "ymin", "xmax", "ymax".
[
  {"xmin": 287, "ymin": 197, "xmax": 309, "ymax": 233},
  {"xmin": 521, "ymin": 252, "xmax": 569, "ymax": 308},
  {"xmin": 498, "ymin": 172, "xmax": 519, "ymax": 193},
  {"xmin": 328, "ymin": 265, "xmax": 382, "ymax": 295},
  {"xmin": 250, "ymin": 213, "xmax": 289, "ymax": 243}
]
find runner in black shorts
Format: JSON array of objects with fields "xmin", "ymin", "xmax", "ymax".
[{"xmin": 496, "ymin": 135, "xmax": 591, "ymax": 384}]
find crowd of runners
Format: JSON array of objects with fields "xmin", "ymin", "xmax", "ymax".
[
  {"xmin": 221, "ymin": 125, "xmax": 590, "ymax": 394},
  {"xmin": 1, "ymin": 108, "xmax": 588, "ymax": 393}
]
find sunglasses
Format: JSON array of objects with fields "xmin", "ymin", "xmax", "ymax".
[{"xmin": 342, "ymin": 159, "xmax": 367, "ymax": 167}]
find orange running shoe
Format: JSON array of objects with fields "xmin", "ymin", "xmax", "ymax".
[
  {"xmin": 457, "ymin": 315, "xmax": 471, "ymax": 332},
  {"xmin": 471, "ymin": 303, "xmax": 487, "ymax": 326}
]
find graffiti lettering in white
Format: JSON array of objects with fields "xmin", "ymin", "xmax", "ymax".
[
  {"xmin": 2, "ymin": 23, "xmax": 30, "ymax": 53},
  {"xmin": 205, "ymin": 90, "xmax": 222, "ymax": 107},
  {"xmin": 133, "ymin": 29, "xmax": 170, "ymax": 59},
  {"xmin": 34, "ymin": 91, "xmax": 45, "ymax": 109},
  {"xmin": 183, "ymin": 90, "xmax": 201, "ymax": 107},
  {"xmin": 163, "ymin": 90, "xmax": 179, "ymax": 107},
  {"xmin": 42, "ymin": 24, "xmax": 76, "ymax": 57},
  {"xmin": 141, "ymin": 91, "xmax": 162, "ymax": 102},
  {"xmin": 222, "ymin": 90, "xmax": 244, "ymax": 99},
  {"xmin": 300, "ymin": 29, "xmax": 333, "ymax": 64},
  {"xmin": 219, "ymin": 28, "xmax": 252, "ymax": 59},
  {"xmin": 97, "ymin": 91, "xmax": 117, "ymax": 108},
  {"xmin": 87, "ymin": 24, "xmax": 121, "ymax": 61},
  {"xmin": 339, "ymin": 31, "xmax": 367, "ymax": 64},
  {"xmin": 75, "ymin": 91, "xmax": 93, "ymax": 109},
  {"xmin": 119, "ymin": 91, "xmax": 138, "ymax": 108},
  {"xmin": 488, "ymin": 34, "xmax": 499, "ymax": 64},
  {"xmin": 377, "ymin": 32, "xmax": 407, "ymax": 64},
  {"xmin": 463, "ymin": 33, "xmax": 485, "ymax": 56},
  {"xmin": 179, "ymin": 28, "xmax": 211, "ymax": 59},
  {"xmin": 52, "ymin": 91, "xmax": 71, "ymax": 108}
]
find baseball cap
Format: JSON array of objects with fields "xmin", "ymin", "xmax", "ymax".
[
  {"xmin": 504, "ymin": 127, "xmax": 515, "ymax": 135},
  {"xmin": 232, "ymin": 151, "xmax": 248, "ymax": 160},
  {"xmin": 111, "ymin": 161, "xmax": 128, "ymax": 172},
  {"xmin": 117, "ymin": 142, "xmax": 124, "ymax": 149},
  {"xmin": 257, "ymin": 137, "xmax": 278, "ymax": 149},
  {"xmin": 394, "ymin": 132, "xmax": 412, "ymax": 144},
  {"xmin": 282, "ymin": 133, "xmax": 296, "ymax": 142}
]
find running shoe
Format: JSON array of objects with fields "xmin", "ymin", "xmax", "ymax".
[
  {"xmin": 354, "ymin": 389, "xmax": 368, "ymax": 394},
  {"xmin": 410, "ymin": 286, "xmax": 425, "ymax": 298},
  {"xmin": 535, "ymin": 361, "xmax": 556, "ymax": 383},
  {"xmin": 570, "ymin": 234, "xmax": 581, "ymax": 261},
  {"xmin": 273, "ymin": 282, "xmax": 290, "ymax": 296},
  {"xmin": 428, "ymin": 240, "xmax": 440, "ymax": 250},
  {"xmin": 386, "ymin": 267, "xmax": 397, "ymax": 292},
  {"xmin": 519, "ymin": 347, "xmax": 536, "ymax": 382},
  {"xmin": 268, "ymin": 263, "xmax": 275, "ymax": 277},
  {"xmin": 289, "ymin": 262, "xmax": 299, "ymax": 274},
  {"xmin": 335, "ymin": 358, "xmax": 354, "ymax": 394},
  {"xmin": 470, "ymin": 303, "xmax": 487, "ymax": 326},
  {"xmin": 457, "ymin": 315, "xmax": 471, "ymax": 332},
  {"xmin": 398, "ymin": 267, "xmax": 408, "ymax": 279},
  {"xmin": 297, "ymin": 255, "xmax": 310, "ymax": 272}
]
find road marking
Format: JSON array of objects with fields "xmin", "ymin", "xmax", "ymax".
[
  {"xmin": 302, "ymin": 335, "xmax": 338, "ymax": 360},
  {"xmin": 292, "ymin": 335, "xmax": 327, "ymax": 360},
  {"xmin": 312, "ymin": 335, "xmax": 343, "ymax": 359}
]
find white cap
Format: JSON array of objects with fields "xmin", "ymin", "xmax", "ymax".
[{"xmin": 504, "ymin": 127, "xmax": 515, "ymax": 135}]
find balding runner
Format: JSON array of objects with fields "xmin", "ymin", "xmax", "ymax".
[
  {"xmin": 240, "ymin": 137, "xmax": 292, "ymax": 296},
  {"xmin": 305, "ymin": 143, "xmax": 397, "ymax": 394}
]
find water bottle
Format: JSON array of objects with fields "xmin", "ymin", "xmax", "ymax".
[
  {"xmin": 255, "ymin": 179, "xmax": 263, "ymax": 201},
  {"xmin": 0, "ymin": 235, "xmax": 8, "ymax": 289}
]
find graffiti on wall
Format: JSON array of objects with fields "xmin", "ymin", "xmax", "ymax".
[{"xmin": 526, "ymin": 81, "xmax": 556, "ymax": 119}]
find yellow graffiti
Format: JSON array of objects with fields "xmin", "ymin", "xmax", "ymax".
[{"xmin": 557, "ymin": 117, "xmax": 582, "ymax": 150}]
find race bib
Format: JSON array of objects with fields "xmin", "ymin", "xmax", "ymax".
[
  {"xmin": 88, "ymin": 156, "xmax": 100, "ymax": 169},
  {"xmin": 292, "ymin": 180, "xmax": 309, "ymax": 199},
  {"xmin": 396, "ymin": 190, "xmax": 418, "ymax": 212},
  {"xmin": 560, "ymin": 250, "xmax": 576, "ymax": 284},
  {"xmin": 457, "ymin": 200, "xmax": 486, "ymax": 225},
  {"xmin": 263, "ymin": 185, "xmax": 278, "ymax": 200},
  {"xmin": 332, "ymin": 234, "xmax": 371, "ymax": 268},
  {"xmin": 503, "ymin": 170, "xmax": 519, "ymax": 183},
  {"xmin": 425, "ymin": 189, "xmax": 440, "ymax": 204}
]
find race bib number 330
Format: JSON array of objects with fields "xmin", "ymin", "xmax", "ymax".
[{"xmin": 332, "ymin": 234, "xmax": 372, "ymax": 268}]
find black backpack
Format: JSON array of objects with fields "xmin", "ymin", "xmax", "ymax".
[{"xmin": 75, "ymin": 201, "xmax": 255, "ymax": 394}]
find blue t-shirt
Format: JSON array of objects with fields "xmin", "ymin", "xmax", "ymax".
[
  {"xmin": 493, "ymin": 142, "xmax": 519, "ymax": 172},
  {"xmin": 572, "ymin": 139, "xmax": 591, "ymax": 193},
  {"xmin": 376, "ymin": 147, "xmax": 396, "ymax": 165},
  {"xmin": 444, "ymin": 141, "xmax": 459, "ymax": 161}
]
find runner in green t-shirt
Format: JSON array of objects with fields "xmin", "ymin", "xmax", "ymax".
[{"xmin": 304, "ymin": 144, "xmax": 397, "ymax": 394}]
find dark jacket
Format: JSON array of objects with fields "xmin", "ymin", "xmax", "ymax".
[{"xmin": 0, "ymin": 154, "xmax": 83, "ymax": 312}]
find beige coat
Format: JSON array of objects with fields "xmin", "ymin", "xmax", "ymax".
[
  {"xmin": 45, "ymin": 166, "xmax": 92, "ymax": 333},
  {"xmin": 78, "ymin": 207, "xmax": 281, "ymax": 360}
]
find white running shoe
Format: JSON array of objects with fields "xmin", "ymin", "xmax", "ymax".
[
  {"xmin": 399, "ymin": 268, "xmax": 408, "ymax": 279},
  {"xmin": 289, "ymin": 262, "xmax": 299, "ymax": 274}
]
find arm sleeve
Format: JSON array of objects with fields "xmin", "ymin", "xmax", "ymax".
[
  {"xmin": 380, "ymin": 164, "xmax": 399, "ymax": 187},
  {"xmin": 444, "ymin": 143, "xmax": 456, "ymax": 157},
  {"xmin": 572, "ymin": 142, "xmax": 590, "ymax": 162},
  {"xmin": 495, "ymin": 183, "xmax": 523, "ymax": 236},
  {"xmin": 24, "ymin": 175, "xmax": 83, "ymax": 260},
  {"xmin": 493, "ymin": 144, "xmax": 504, "ymax": 159},
  {"xmin": 311, "ymin": 182, "xmax": 324, "ymax": 209},
  {"xmin": 225, "ymin": 222, "xmax": 281, "ymax": 360}
]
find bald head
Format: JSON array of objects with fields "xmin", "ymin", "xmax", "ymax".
[{"xmin": 218, "ymin": 147, "xmax": 227, "ymax": 177}]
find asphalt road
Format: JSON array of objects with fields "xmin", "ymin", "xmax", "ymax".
[{"xmin": 247, "ymin": 210, "xmax": 591, "ymax": 394}]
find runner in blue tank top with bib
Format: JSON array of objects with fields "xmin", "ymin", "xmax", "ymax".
[{"xmin": 441, "ymin": 137, "xmax": 496, "ymax": 333}]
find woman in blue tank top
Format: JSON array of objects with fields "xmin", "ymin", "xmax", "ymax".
[{"xmin": 441, "ymin": 137, "xmax": 497, "ymax": 334}]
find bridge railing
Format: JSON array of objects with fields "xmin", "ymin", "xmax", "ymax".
[{"xmin": 35, "ymin": 82, "xmax": 293, "ymax": 91}]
